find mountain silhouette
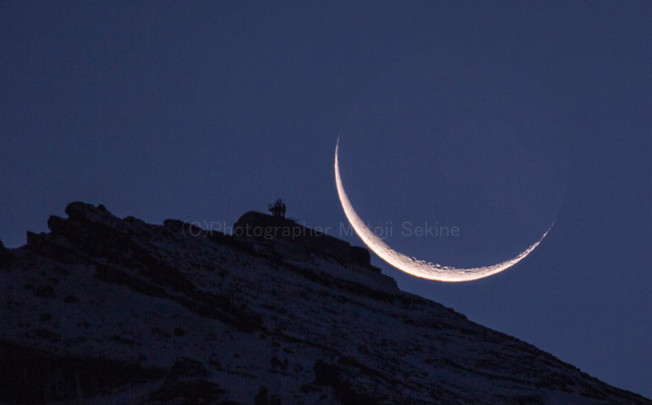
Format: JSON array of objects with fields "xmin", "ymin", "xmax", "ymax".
[{"xmin": 1, "ymin": 202, "xmax": 649, "ymax": 404}]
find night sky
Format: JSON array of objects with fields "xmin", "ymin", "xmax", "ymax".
[{"xmin": 1, "ymin": 1, "xmax": 650, "ymax": 397}]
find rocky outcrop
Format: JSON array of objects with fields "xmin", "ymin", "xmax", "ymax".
[
  {"xmin": 234, "ymin": 211, "xmax": 378, "ymax": 270},
  {"xmin": 0, "ymin": 239, "xmax": 10, "ymax": 267},
  {"xmin": 146, "ymin": 358, "xmax": 228, "ymax": 405}
]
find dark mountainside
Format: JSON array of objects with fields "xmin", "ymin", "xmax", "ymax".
[{"xmin": 0, "ymin": 202, "xmax": 649, "ymax": 405}]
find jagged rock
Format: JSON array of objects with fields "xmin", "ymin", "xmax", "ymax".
[
  {"xmin": 234, "ymin": 211, "xmax": 380, "ymax": 271},
  {"xmin": 0, "ymin": 239, "xmax": 10, "ymax": 267},
  {"xmin": 145, "ymin": 358, "xmax": 227, "ymax": 405},
  {"xmin": 0, "ymin": 202, "xmax": 649, "ymax": 405}
]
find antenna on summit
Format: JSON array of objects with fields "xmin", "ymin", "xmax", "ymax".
[{"xmin": 268, "ymin": 198, "xmax": 286, "ymax": 218}]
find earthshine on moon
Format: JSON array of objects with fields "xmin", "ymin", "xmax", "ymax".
[{"xmin": 334, "ymin": 139, "xmax": 553, "ymax": 282}]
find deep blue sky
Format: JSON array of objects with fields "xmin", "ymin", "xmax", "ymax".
[{"xmin": 1, "ymin": 1, "xmax": 650, "ymax": 397}]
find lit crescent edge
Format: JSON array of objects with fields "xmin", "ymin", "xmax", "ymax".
[{"xmin": 334, "ymin": 138, "xmax": 553, "ymax": 282}]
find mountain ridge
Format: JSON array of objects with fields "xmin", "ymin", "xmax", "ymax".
[{"xmin": 1, "ymin": 202, "xmax": 649, "ymax": 404}]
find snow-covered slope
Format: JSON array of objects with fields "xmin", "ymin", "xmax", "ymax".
[{"xmin": 1, "ymin": 202, "xmax": 649, "ymax": 405}]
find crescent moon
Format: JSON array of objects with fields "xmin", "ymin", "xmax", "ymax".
[{"xmin": 334, "ymin": 139, "xmax": 553, "ymax": 282}]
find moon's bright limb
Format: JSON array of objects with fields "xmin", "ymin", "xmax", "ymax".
[{"xmin": 334, "ymin": 139, "xmax": 553, "ymax": 282}]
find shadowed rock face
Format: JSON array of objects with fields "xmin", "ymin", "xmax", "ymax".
[
  {"xmin": 0, "ymin": 239, "xmax": 11, "ymax": 267},
  {"xmin": 234, "ymin": 211, "xmax": 377, "ymax": 270},
  {"xmin": 0, "ymin": 202, "xmax": 649, "ymax": 405},
  {"xmin": 0, "ymin": 340, "xmax": 165, "ymax": 404}
]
